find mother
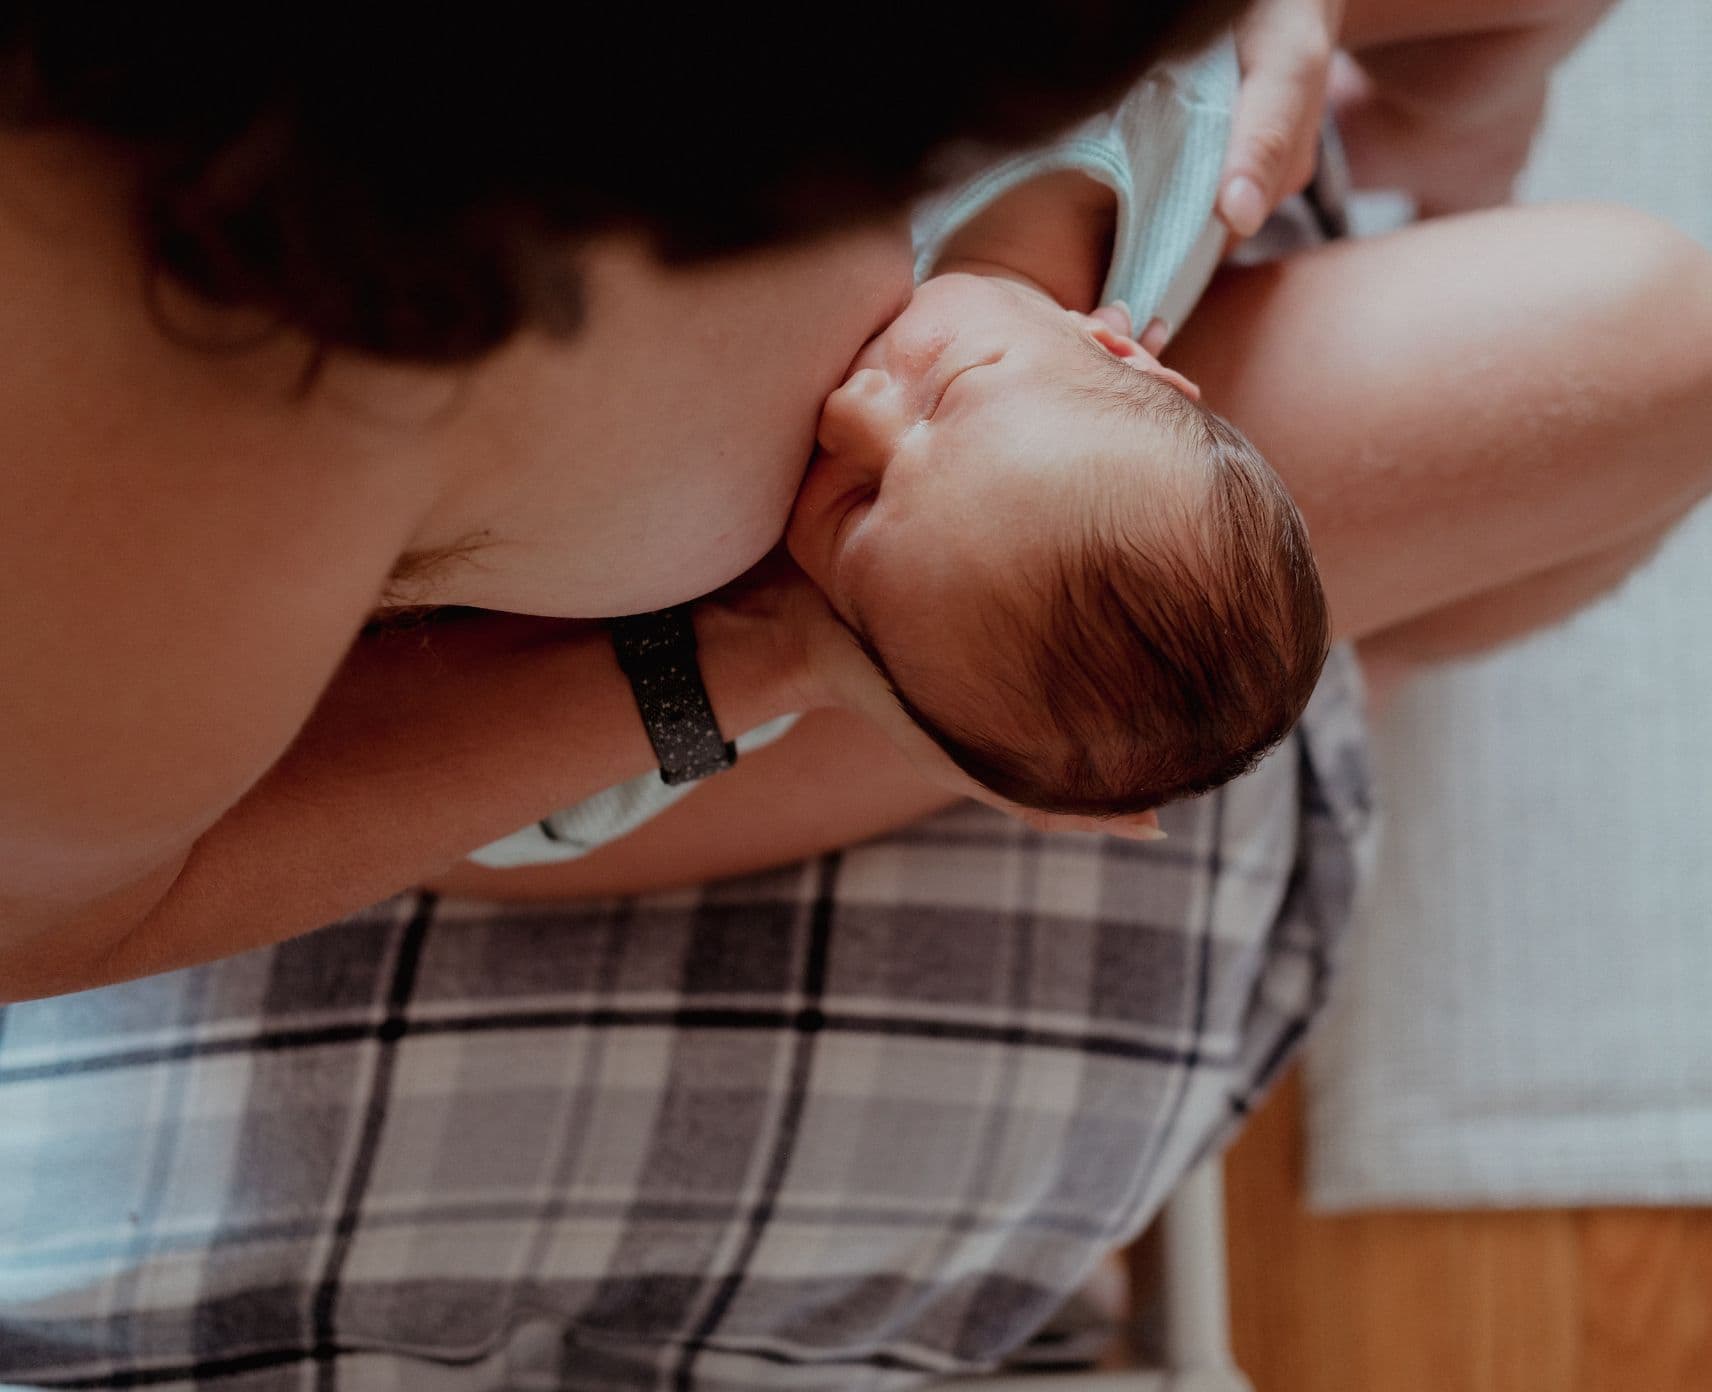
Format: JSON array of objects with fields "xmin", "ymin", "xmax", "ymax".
[
  {"xmin": 1, "ymin": 2, "xmax": 1240, "ymax": 998},
  {"xmin": 4, "ymin": 1, "xmax": 1712, "ymax": 1388}
]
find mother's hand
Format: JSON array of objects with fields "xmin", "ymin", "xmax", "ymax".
[{"xmin": 1218, "ymin": 0, "xmax": 1346, "ymax": 239}]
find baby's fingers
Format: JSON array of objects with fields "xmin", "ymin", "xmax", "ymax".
[{"xmin": 1087, "ymin": 301, "xmax": 1133, "ymax": 334}]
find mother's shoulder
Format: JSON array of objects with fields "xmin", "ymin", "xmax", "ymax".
[
  {"xmin": 0, "ymin": 130, "xmax": 451, "ymax": 885},
  {"xmin": 0, "ymin": 125, "xmax": 450, "ymax": 579}
]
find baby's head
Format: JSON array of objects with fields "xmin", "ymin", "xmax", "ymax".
[{"xmin": 786, "ymin": 272, "xmax": 1329, "ymax": 820}]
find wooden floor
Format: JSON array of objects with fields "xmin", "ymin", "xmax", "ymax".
[{"xmin": 1220, "ymin": 1066, "xmax": 1712, "ymax": 1392}]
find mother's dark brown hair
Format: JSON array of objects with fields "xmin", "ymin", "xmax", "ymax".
[{"xmin": 0, "ymin": 4, "xmax": 1247, "ymax": 369}]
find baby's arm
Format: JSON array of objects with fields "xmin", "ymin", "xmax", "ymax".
[{"xmin": 929, "ymin": 168, "xmax": 1116, "ymax": 314}]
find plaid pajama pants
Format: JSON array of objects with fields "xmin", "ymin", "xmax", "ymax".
[{"xmin": 0, "ymin": 643, "xmax": 1373, "ymax": 1391}]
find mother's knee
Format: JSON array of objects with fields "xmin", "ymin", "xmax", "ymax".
[
  {"xmin": 1550, "ymin": 205, "xmax": 1712, "ymax": 359},
  {"xmin": 1523, "ymin": 204, "xmax": 1712, "ymax": 509}
]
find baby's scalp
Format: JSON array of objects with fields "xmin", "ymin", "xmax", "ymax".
[{"xmin": 852, "ymin": 342, "xmax": 1331, "ymax": 818}]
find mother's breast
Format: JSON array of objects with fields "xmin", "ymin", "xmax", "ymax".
[{"xmin": 395, "ymin": 228, "xmax": 915, "ymax": 618}]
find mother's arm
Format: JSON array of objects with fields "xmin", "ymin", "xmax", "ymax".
[
  {"xmin": 1, "ymin": 467, "xmax": 817, "ymax": 1002},
  {"xmin": 0, "ymin": 280, "xmax": 823, "ymax": 1004},
  {"xmin": 431, "ymin": 202, "xmax": 1712, "ymax": 901}
]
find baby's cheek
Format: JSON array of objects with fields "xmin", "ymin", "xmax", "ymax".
[
  {"xmin": 853, "ymin": 531, "xmax": 956, "ymax": 648},
  {"xmin": 784, "ymin": 463, "xmax": 855, "ymax": 593}
]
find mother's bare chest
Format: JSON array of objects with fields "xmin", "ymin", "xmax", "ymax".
[{"xmin": 400, "ymin": 233, "xmax": 913, "ymax": 618}]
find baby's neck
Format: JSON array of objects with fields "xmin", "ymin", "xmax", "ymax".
[{"xmin": 927, "ymin": 168, "xmax": 1116, "ymax": 313}]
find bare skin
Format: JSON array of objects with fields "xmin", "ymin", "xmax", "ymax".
[{"xmin": 0, "ymin": 129, "xmax": 907, "ymax": 998}]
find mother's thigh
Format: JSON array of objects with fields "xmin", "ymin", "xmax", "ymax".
[
  {"xmin": 1168, "ymin": 203, "xmax": 1712, "ymax": 642},
  {"xmin": 1, "ymin": 756, "xmax": 1330, "ymax": 1387}
]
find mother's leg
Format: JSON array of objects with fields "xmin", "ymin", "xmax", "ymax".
[
  {"xmin": 1335, "ymin": 0, "xmax": 1620, "ymax": 215},
  {"xmin": 1169, "ymin": 202, "xmax": 1712, "ymax": 647},
  {"xmin": 1357, "ymin": 520, "xmax": 1673, "ymax": 708}
]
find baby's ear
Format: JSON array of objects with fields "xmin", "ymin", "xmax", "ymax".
[
  {"xmin": 1087, "ymin": 321, "xmax": 1147, "ymax": 362},
  {"xmin": 1086, "ymin": 322, "xmax": 1204, "ymax": 403}
]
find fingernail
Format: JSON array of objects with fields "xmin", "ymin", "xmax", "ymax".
[
  {"xmin": 1134, "ymin": 826, "xmax": 1168, "ymax": 842},
  {"xmin": 1110, "ymin": 298, "xmax": 1132, "ymax": 330},
  {"xmin": 1140, "ymin": 317, "xmax": 1171, "ymax": 353},
  {"xmin": 1221, "ymin": 176, "xmax": 1268, "ymax": 238}
]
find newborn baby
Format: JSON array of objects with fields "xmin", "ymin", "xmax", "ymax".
[{"xmin": 786, "ymin": 269, "xmax": 1328, "ymax": 818}]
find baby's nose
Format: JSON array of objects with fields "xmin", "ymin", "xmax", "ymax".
[{"xmin": 816, "ymin": 367, "xmax": 901, "ymax": 468}]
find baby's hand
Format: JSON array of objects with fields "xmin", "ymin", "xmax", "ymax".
[
  {"xmin": 1086, "ymin": 302, "xmax": 1170, "ymax": 357},
  {"xmin": 1087, "ymin": 302, "xmax": 1133, "ymax": 336}
]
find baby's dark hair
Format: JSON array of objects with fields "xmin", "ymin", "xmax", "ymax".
[{"xmin": 875, "ymin": 368, "xmax": 1330, "ymax": 817}]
